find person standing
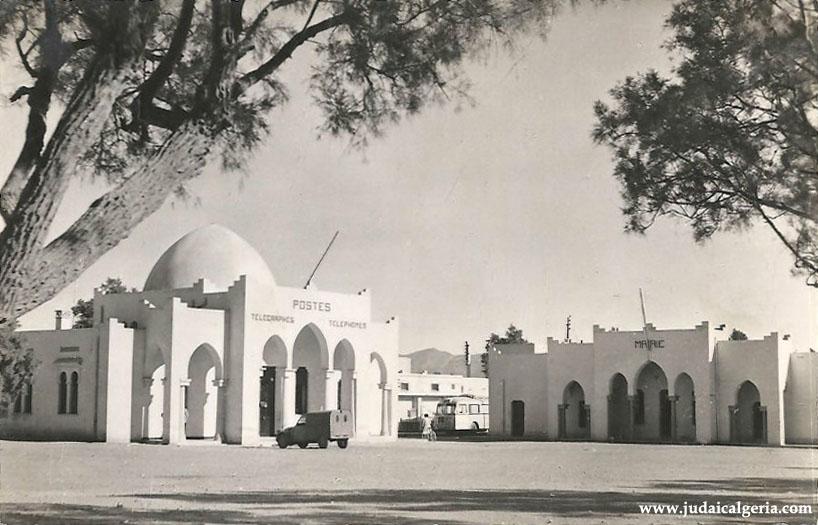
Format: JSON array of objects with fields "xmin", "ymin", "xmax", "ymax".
[{"xmin": 421, "ymin": 414, "xmax": 436, "ymax": 441}]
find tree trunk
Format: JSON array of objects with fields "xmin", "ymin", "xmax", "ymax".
[
  {"xmin": 0, "ymin": 57, "xmax": 138, "ymax": 322},
  {"xmin": 7, "ymin": 121, "xmax": 216, "ymax": 318}
]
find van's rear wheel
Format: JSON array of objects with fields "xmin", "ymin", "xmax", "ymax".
[
  {"xmin": 337, "ymin": 439, "xmax": 348, "ymax": 449},
  {"xmin": 318, "ymin": 438, "xmax": 329, "ymax": 449},
  {"xmin": 297, "ymin": 442, "xmax": 308, "ymax": 449},
  {"xmin": 277, "ymin": 439, "xmax": 288, "ymax": 449}
]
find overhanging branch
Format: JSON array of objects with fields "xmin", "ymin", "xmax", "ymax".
[{"xmin": 232, "ymin": 11, "xmax": 353, "ymax": 97}]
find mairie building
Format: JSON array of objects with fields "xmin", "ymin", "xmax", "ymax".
[
  {"xmin": 489, "ymin": 322, "xmax": 818, "ymax": 446},
  {"xmin": 1, "ymin": 225, "xmax": 400, "ymax": 445}
]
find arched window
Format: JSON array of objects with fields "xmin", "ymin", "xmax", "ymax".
[
  {"xmin": 58, "ymin": 372, "xmax": 67, "ymax": 414},
  {"xmin": 15, "ymin": 383, "xmax": 33, "ymax": 414},
  {"xmin": 69, "ymin": 372, "xmax": 79, "ymax": 414}
]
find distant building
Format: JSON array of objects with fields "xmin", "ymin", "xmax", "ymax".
[
  {"xmin": 489, "ymin": 322, "xmax": 818, "ymax": 446},
  {"xmin": 397, "ymin": 356, "xmax": 488, "ymax": 419},
  {"xmin": 1, "ymin": 225, "xmax": 400, "ymax": 445}
]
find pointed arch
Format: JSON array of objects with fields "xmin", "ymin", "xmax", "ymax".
[
  {"xmin": 293, "ymin": 324, "xmax": 330, "ymax": 414},
  {"xmin": 370, "ymin": 351, "xmax": 387, "ymax": 384},
  {"xmin": 333, "ymin": 339, "xmax": 356, "ymax": 371},
  {"xmin": 263, "ymin": 335, "xmax": 287, "ymax": 367},
  {"xmin": 293, "ymin": 323, "xmax": 329, "ymax": 369},
  {"xmin": 634, "ymin": 361, "xmax": 669, "ymax": 442},
  {"xmin": 608, "ymin": 373, "xmax": 629, "ymax": 441},
  {"xmin": 560, "ymin": 380, "xmax": 588, "ymax": 439},
  {"xmin": 674, "ymin": 373, "xmax": 696, "ymax": 442},
  {"xmin": 333, "ymin": 340, "xmax": 356, "ymax": 413},
  {"xmin": 186, "ymin": 343, "xmax": 222, "ymax": 439},
  {"xmin": 732, "ymin": 380, "xmax": 765, "ymax": 444}
]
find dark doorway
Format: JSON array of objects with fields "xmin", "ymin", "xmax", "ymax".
[
  {"xmin": 295, "ymin": 367, "xmax": 308, "ymax": 415},
  {"xmin": 511, "ymin": 400, "xmax": 525, "ymax": 437},
  {"xmin": 659, "ymin": 389, "xmax": 671, "ymax": 440},
  {"xmin": 259, "ymin": 366, "xmax": 276, "ymax": 437}
]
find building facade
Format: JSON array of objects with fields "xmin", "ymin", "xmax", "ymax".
[
  {"xmin": 489, "ymin": 322, "xmax": 818, "ymax": 445},
  {"xmin": 1, "ymin": 225, "xmax": 400, "ymax": 445},
  {"xmin": 396, "ymin": 356, "xmax": 488, "ymax": 420}
]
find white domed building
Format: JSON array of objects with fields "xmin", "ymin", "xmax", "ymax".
[{"xmin": 2, "ymin": 225, "xmax": 400, "ymax": 445}]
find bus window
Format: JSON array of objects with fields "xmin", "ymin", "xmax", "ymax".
[
  {"xmin": 469, "ymin": 404, "xmax": 480, "ymax": 414},
  {"xmin": 458, "ymin": 404, "xmax": 467, "ymax": 414},
  {"xmin": 481, "ymin": 404, "xmax": 489, "ymax": 413}
]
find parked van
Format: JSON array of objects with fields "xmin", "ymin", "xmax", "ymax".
[{"xmin": 276, "ymin": 410, "xmax": 352, "ymax": 449}]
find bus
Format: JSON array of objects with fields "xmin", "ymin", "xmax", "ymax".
[{"xmin": 433, "ymin": 395, "xmax": 489, "ymax": 432}]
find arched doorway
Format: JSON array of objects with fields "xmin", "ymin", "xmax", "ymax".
[
  {"xmin": 608, "ymin": 373, "xmax": 629, "ymax": 441},
  {"xmin": 634, "ymin": 361, "xmax": 670, "ymax": 442},
  {"xmin": 731, "ymin": 381, "xmax": 766, "ymax": 444},
  {"xmin": 370, "ymin": 352, "xmax": 390, "ymax": 436},
  {"xmin": 293, "ymin": 324, "xmax": 329, "ymax": 413},
  {"xmin": 674, "ymin": 373, "xmax": 696, "ymax": 442},
  {"xmin": 144, "ymin": 361, "xmax": 165, "ymax": 441},
  {"xmin": 333, "ymin": 340, "xmax": 356, "ymax": 413},
  {"xmin": 560, "ymin": 381, "xmax": 589, "ymax": 439},
  {"xmin": 186, "ymin": 344, "xmax": 222, "ymax": 439},
  {"xmin": 260, "ymin": 336, "xmax": 287, "ymax": 436}
]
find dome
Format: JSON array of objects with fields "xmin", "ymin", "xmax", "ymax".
[{"xmin": 144, "ymin": 224, "xmax": 276, "ymax": 291}]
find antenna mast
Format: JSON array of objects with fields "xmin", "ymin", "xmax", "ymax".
[
  {"xmin": 639, "ymin": 288, "xmax": 648, "ymax": 327},
  {"xmin": 304, "ymin": 231, "xmax": 340, "ymax": 289}
]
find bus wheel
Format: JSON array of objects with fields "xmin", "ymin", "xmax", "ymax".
[
  {"xmin": 338, "ymin": 439, "xmax": 349, "ymax": 449},
  {"xmin": 297, "ymin": 442, "xmax": 308, "ymax": 449},
  {"xmin": 472, "ymin": 422, "xmax": 480, "ymax": 431}
]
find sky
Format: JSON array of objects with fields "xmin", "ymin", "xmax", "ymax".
[{"xmin": 2, "ymin": 0, "xmax": 817, "ymax": 355}]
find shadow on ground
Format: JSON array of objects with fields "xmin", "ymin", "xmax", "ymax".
[{"xmin": 1, "ymin": 480, "xmax": 815, "ymax": 524}]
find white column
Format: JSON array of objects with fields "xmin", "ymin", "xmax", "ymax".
[
  {"xmin": 325, "ymin": 369, "xmax": 341, "ymax": 411},
  {"xmin": 274, "ymin": 367, "xmax": 286, "ymax": 433},
  {"xmin": 282, "ymin": 368, "xmax": 297, "ymax": 428},
  {"xmin": 351, "ymin": 372, "xmax": 358, "ymax": 437},
  {"xmin": 170, "ymin": 379, "xmax": 190, "ymax": 445},
  {"xmin": 379, "ymin": 383, "xmax": 389, "ymax": 436},
  {"xmin": 214, "ymin": 379, "xmax": 226, "ymax": 442}
]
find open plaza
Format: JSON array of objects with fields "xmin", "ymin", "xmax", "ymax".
[{"xmin": 0, "ymin": 439, "xmax": 815, "ymax": 524}]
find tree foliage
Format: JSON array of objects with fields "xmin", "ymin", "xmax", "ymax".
[
  {"xmin": 483, "ymin": 323, "xmax": 529, "ymax": 375},
  {"xmin": 70, "ymin": 277, "xmax": 133, "ymax": 328},
  {"xmin": 593, "ymin": 0, "xmax": 818, "ymax": 287},
  {"xmin": 0, "ymin": 321, "xmax": 34, "ymax": 412},
  {"xmin": 0, "ymin": 0, "xmax": 570, "ymax": 327},
  {"xmin": 729, "ymin": 328, "xmax": 748, "ymax": 341}
]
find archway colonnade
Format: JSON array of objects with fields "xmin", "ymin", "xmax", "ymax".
[
  {"xmin": 137, "ymin": 323, "xmax": 392, "ymax": 444},
  {"xmin": 589, "ymin": 361, "xmax": 765, "ymax": 444}
]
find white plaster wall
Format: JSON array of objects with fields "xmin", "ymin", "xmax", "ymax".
[
  {"xmin": 715, "ymin": 334, "xmax": 786, "ymax": 445},
  {"xmin": 546, "ymin": 340, "xmax": 594, "ymax": 439},
  {"xmin": 784, "ymin": 352, "xmax": 818, "ymax": 444},
  {"xmin": 2, "ymin": 329, "xmax": 98, "ymax": 441},
  {"xmin": 101, "ymin": 319, "xmax": 138, "ymax": 443},
  {"xmin": 591, "ymin": 323, "xmax": 713, "ymax": 443},
  {"xmin": 488, "ymin": 343, "xmax": 548, "ymax": 437}
]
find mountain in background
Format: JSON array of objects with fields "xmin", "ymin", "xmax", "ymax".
[{"xmin": 402, "ymin": 348, "xmax": 485, "ymax": 377}]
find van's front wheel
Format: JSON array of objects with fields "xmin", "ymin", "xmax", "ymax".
[{"xmin": 318, "ymin": 437, "xmax": 329, "ymax": 449}]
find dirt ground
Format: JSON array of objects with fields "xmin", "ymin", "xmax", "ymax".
[{"xmin": 0, "ymin": 438, "xmax": 816, "ymax": 524}]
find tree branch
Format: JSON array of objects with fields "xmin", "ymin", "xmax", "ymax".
[
  {"xmin": 233, "ymin": 11, "xmax": 354, "ymax": 97},
  {"xmin": 129, "ymin": 0, "xmax": 194, "ymax": 132},
  {"xmin": 16, "ymin": 122, "xmax": 216, "ymax": 314}
]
